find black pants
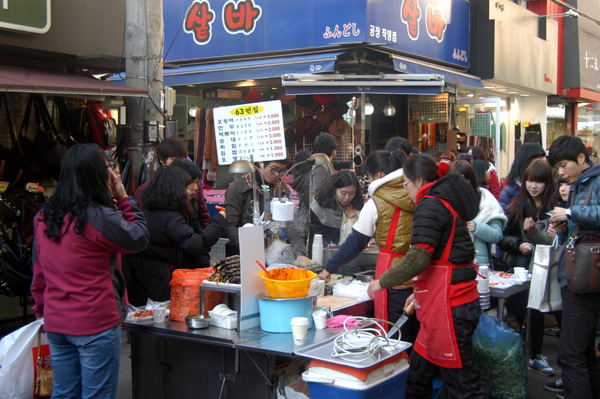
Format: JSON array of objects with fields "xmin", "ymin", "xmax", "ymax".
[
  {"xmin": 506, "ymin": 288, "xmax": 551, "ymax": 359},
  {"xmin": 558, "ymin": 287, "xmax": 600, "ymax": 399},
  {"xmin": 387, "ymin": 288, "xmax": 420, "ymax": 346},
  {"xmin": 406, "ymin": 300, "xmax": 486, "ymax": 399}
]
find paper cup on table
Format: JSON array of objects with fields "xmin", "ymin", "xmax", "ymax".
[
  {"xmin": 477, "ymin": 278, "xmax": 490, "ymax": 293},
  {"xmin": 312, "ymin": 308, "xmax": 327, "ymax": 330},
  {"xmin": 290, "ymin": 317, "xmax": 309, "ymax": 345},
  {"xmin": 153, "ymin": 307, "xmax": 166, "ymax": 323},
  {"xmin": 513, "ymin": 267, "xmax": 527, "ymax": 280},
  {"xmin": 313, "ymin": 234, "xmax": 323, "ymax": 246}
]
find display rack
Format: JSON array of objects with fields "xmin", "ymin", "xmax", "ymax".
[{"xmin": 407, "ymin": 94, "xmax": 451, "ymax": 154}]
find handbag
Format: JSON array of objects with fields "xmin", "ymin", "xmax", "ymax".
[
  {"xmin": 527, "ymin": 244, "xmax": 562, "ymax": 312},
  {"xmin": 565, "ymin": 189, "xmax": 600, "ymax": 293},
  {"xmin": 34, "ymin": 329, "xmax": 53, "ymax": 397}
]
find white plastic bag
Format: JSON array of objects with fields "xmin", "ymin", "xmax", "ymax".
[
  {"xmin": 527, "ymin": 245, "xmax": 562, "ymax": 312},
  {"xmin": 0, "ymin": 319, "xmax": 46, "ymax": 399}
]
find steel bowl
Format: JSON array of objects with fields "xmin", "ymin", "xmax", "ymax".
[
  {"xmin": 185, "ymin": 315, "xmax": 211, "ymax": 329},
  {"xmin": 353, "ymin": 270, "xmax": 376, "ymax": 282}
]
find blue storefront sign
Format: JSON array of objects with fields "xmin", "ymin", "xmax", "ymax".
[{"xmin": 164, "ymin": 0, "xmax": 470, "ymax": 68}]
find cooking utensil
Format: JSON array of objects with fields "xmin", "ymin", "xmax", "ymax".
[
  {"xmin": 256, "ymin": 260, "xmax": 270, "ymax": 278},
  {"xmin": 215, "ymin": 205, "xmax": 226, "ymax": 211},
  {"xmin": 387, "ymin": 312, "xmax": 409, "ymax": 338},
  {"xmin": 185, "ymin": 315, "xmax": 211, "ymax": 329},
  {"xmin": 353, "ymin": 270, "xmax": 375, "ymax": 282}
]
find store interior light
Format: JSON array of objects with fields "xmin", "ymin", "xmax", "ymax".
[
  {"xmin": 484, "ymin": 86, "xmax": 496, "ymax": 89},
  {"xmin": 467, "ymin": 93, "xmax": 474, "ymax": 97},
  {"xmin": 364, "ymin": 96, "xmax": 374, "ymax": 116},
  {"xmin": 188, "ymin": 106, "xmax": 198, "ymax": 118},
  {"xmin": 508, "ymin": 91, "xmax": 518, "ymax": 94},
  {"xmin": 383, "ymin": 95, "xmax": 396, "ymax": 117}
]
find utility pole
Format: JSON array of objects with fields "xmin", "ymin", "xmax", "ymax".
[{"xmin": 125, "ymin": 0, "xmax": 164, "ymax": 184}]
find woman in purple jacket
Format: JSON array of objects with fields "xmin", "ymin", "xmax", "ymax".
[{"xmin": 31, "ymin": 144, "xmax": 150, "ymax": 399}]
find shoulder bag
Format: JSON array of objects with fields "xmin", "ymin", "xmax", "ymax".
[
  {"xmin": 565, "ymin": 188, "xmax": 600, "ymax": 293},
  {"xmin": 34, "ymin": 329, "xmax": 53, "ymax": 397}
]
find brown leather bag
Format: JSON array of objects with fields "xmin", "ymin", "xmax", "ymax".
[
  {"xmin": 34, "ymin": 330, "xmax": 53, "ymax": 398},
  {"xmin": 565, "ymin": 189, "xmax": 600, "ymax": 293}
]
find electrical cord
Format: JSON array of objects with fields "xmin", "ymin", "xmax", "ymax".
[{"xmin": 330, "ymin": 317, "xmax": 402, "ymax": 364}]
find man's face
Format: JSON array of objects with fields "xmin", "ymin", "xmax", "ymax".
[
  {"xmin": 262, "ymin": 162, "xmax": 286, "ymax": 184},
  {"xmin": 165, "ymin": 156, "xmax": 185, "ymax": 166},
  {"xmin": 555, "ymin": 153, "xmax": 586, "ymax": 184}
]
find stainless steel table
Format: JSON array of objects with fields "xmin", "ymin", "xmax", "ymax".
[
  {"xmin": 123, "ymin": 298, "xmax": 373, "ymax": 399},
  {"xmin": 490, "ymin": 280, "xmax": 531, "ymax": 319}
]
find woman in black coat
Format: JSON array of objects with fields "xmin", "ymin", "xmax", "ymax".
[{"xmin": 127, "ymin": 165, "xmax": 226, "ymax": 306}]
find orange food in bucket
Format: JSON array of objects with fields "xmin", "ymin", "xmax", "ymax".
[{"xmin": 258, "ymin": 268, "xmax": 317, "ymax": 299}]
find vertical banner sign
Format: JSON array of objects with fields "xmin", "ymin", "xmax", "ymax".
[{"xmin": 213, "ymin": 100, "xmax": 286, "ymax": 165}]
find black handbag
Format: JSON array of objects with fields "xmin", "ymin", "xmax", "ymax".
[
  {"xmin": 565, "ymin": 189, "xmax": 600, "ymax": 293},
  {"xmin": 31, "ymin": 95, "xmax": 67, "ymax": 168}
]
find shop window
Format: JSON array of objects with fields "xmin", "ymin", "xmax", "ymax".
[
  {"xmin": 408, "ymin": 94, "xmax": 451, "ymax": 155},
  {"xmin": 576, "ymin": 103, "xmax": 600, "ymax": 164}
]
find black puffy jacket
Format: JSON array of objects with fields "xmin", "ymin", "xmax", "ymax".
[{"xmin": 410, "ymin": 172, "xmax": 480, "ymax": 264}]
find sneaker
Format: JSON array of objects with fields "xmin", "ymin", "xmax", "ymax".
[
  {"xmin": 545, "ymin": 379, "xmax": 563, "ymax": 393},
  {"xmin": 529, "ymin": 355, "xmax": 555, "ymax": 376}
]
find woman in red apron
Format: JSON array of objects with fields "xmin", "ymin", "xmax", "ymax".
[
  {"xmin": 318, "ymin": 148, "xmax": 419, "ymax": 343},
  {"xmin": 368, "ymin": 154, "xmax": 486, "ymax": 398}
]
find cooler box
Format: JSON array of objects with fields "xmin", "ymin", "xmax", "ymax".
[{"xmin": 302, "ymin": 355, "xmax": 409, "ymax": 399}]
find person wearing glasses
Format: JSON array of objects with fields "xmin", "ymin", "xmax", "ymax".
[
  {"xmin": 224, "ymin": 158, "xmax": 310, "ymax": 263},
  {"xmin": 318, "ymin": 149, "xmax": 418, "ymax": 344}
]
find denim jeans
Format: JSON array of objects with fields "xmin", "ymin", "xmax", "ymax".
[{"xmin": 46, "ymin": 325, "xmax": 121, "ymax": 399}]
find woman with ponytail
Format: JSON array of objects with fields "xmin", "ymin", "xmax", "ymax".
[
  {"xmin": 319, "ymin": 148, "xmax": 419, "ymax": 344},
  {"xmin": 368, "ymin": 153, "xmax": 485, "ymax": 398}
]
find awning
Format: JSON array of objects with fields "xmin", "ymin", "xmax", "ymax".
[
  {"xmin": 0, "ymin": 65, "xmax": 148, "ymax": 97},
  {"xmin": 161, "ymin": 52, "xmax": 344, "ymax": 86},
  {"xmin": 282, "ymin": 73, "xmax": 445, "ymax": 95},
  {"xmin": 392, "ymin": 55, "xmax": 483, "ymax": 88},
  {"xmin": 283, "ymin": 85, "xmax": 442, "ymax": 95}
]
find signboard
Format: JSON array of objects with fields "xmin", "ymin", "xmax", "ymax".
[
  {"xmin": 0, "ymin": 0, "xmax": 50, "ymax": 34},
  {"xmin": 164, "ymin": 0, "xmax": 470, "ymax": 68},
  {"xmin": 213, "ymin": 100, "xmax": 286, "ymax": 165},
  {"xmin": 370, "ymin": 0, "xmax": 471, "ymax": 67}
]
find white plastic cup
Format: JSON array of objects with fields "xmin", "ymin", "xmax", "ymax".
[
  {"xmin": 153, "ymin": 307, "xmax": 166, "ymax": 323},
  {"xmin": 513, "ymin": 267, "xmax": 527, "ymax": 280},
  {"xmin": 478, "ymin": 265, "xmax": 489, "ymax": 279},
  {"xmin": 290, "ymin": 317, "xmax": 309, "ymax": 345},
  {"xmin": 313, "ymin": 234, "xmax": 323, "ymax": 246},
  {"xmin": 477, "ymin": 278, "xmax": 490, "ymax": 293},
  {"xmin": 312, "ymin": 308, "xmax": 327, "ymax": 330},
  {"xmin": 317, "ymin": 280, "xmax": 325, "ymax": 298}
]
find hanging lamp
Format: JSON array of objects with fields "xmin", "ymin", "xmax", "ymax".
[{"xmin": 383, "ymin": 95, "xmax": 396, "ymax": 117}]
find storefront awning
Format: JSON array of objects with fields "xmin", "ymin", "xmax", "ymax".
[
  {"xmin": 282, "ymin": 73, "xmax": 445, "ymax": 95},
  {"xmin": 392, "ymin": 55, "xmax": 483, "ymax": 89},
  {"xmin": 0, "ymin": 65, "xmax": 148, "ymax": 97},
  {"xmin": 162, "ymin": 52, "xmax": 344, "ymax": 86},
  {"xmin": 283, "ymin": 85, "xmax": 442, "ymax": 95}
]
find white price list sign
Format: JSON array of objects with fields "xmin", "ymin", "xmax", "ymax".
[{"xmin": 213, "ymin": 100, "xmax": 286, "ymax": 165}]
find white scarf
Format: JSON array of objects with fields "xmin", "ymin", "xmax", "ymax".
[{"xmin": 475, "ymin": 187, "xmax": 507, "ymax": 226}]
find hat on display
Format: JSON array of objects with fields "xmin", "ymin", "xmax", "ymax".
[
  {"xmin": 279, "ymin": 93, "xmax": 296, "ymax": 105},
  {"xmin": 295, "ymin": 116, "xmax": 318, "ymax": 137},
  {"xmin": 327, "ymin": 101, "xmax": 350, "ymax": 118},
  {"xmin": 315, "ymin": 108, "xmax": 333, "ymax": 125},
  {"xmin": 244, "ymin": 89, "xmax": 261, "ymax": 103},
  {"xmin": 313, "ymin": 94, "xmax": 334, "ymax": 106},
  {"xmin": 329, "ymin": 118, "xmax": 351, "ymax": 137},
  {"xmin": 283, "ymin": 110, "xmax": 299, "ymax": 126},
  {"xmin": 303, "ymin": 101, "xmax": 322, "ymax": 117},
  {"xmin": 294, "ymin": 95, "xmax": 313, "ymax": 107}
]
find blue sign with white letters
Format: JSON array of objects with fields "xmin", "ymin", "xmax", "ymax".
[{"xmin": 164, "ymin": 0, "xmax": 470, "ymax": 68}]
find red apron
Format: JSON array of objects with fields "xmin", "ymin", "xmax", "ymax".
[
  {"xmin": 412, "ymin": 197, "xmax": 471, "ymax": 369},
  {"xmin": 374, "ymin": 206, "xmax": 405, "ymax": 332}
]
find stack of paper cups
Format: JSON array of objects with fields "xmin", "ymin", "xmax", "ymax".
[
  {"xmin": 477, "ymin": 265, "xmax": 491, "ymax": 310},
  {"xmin": 312, "ymin": 234, "xmax": 323, "ymax": 265}
]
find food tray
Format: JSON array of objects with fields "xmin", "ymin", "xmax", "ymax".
[
  {"xmin": 203, "ymin": 280, "xmax": 241, "ymax": 290},
  {"xmin": 294, "ymin": 333, "xmax": 412, "ymax": 369}
]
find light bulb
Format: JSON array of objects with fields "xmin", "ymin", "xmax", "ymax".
[
  {"xmin": 364, "ymin": 96, "xmax": 374, "ymax": 116},
  {"xmin": 383, "ymin": 98, "xmax": 396, "ymax": 117}
]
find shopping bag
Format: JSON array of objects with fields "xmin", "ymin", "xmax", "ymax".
[
  {"xmin": 527, "ymin": 244, "xmax": 562, "ymax": 312},
  {"xmin": 0, "ymin": 319, "xmax": 49, "ymax": 399},
  {"xmin": 473, "ymin": 313, "xmax": 528, "ymax": 399}
]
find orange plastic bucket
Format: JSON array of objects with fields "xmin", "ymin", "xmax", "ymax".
[{"xmin": 258, "ymin": 268, "xmax": 317, "ymax": 298}]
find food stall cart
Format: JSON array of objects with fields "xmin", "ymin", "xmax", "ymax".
[{"xmin": 123, "ymin": 297, "xmax": 374, "ymax": 399}]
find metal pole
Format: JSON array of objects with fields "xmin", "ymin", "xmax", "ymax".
[{"xmin": 125, "ymin": 0, "xmax": 164, "ymax": 183}]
